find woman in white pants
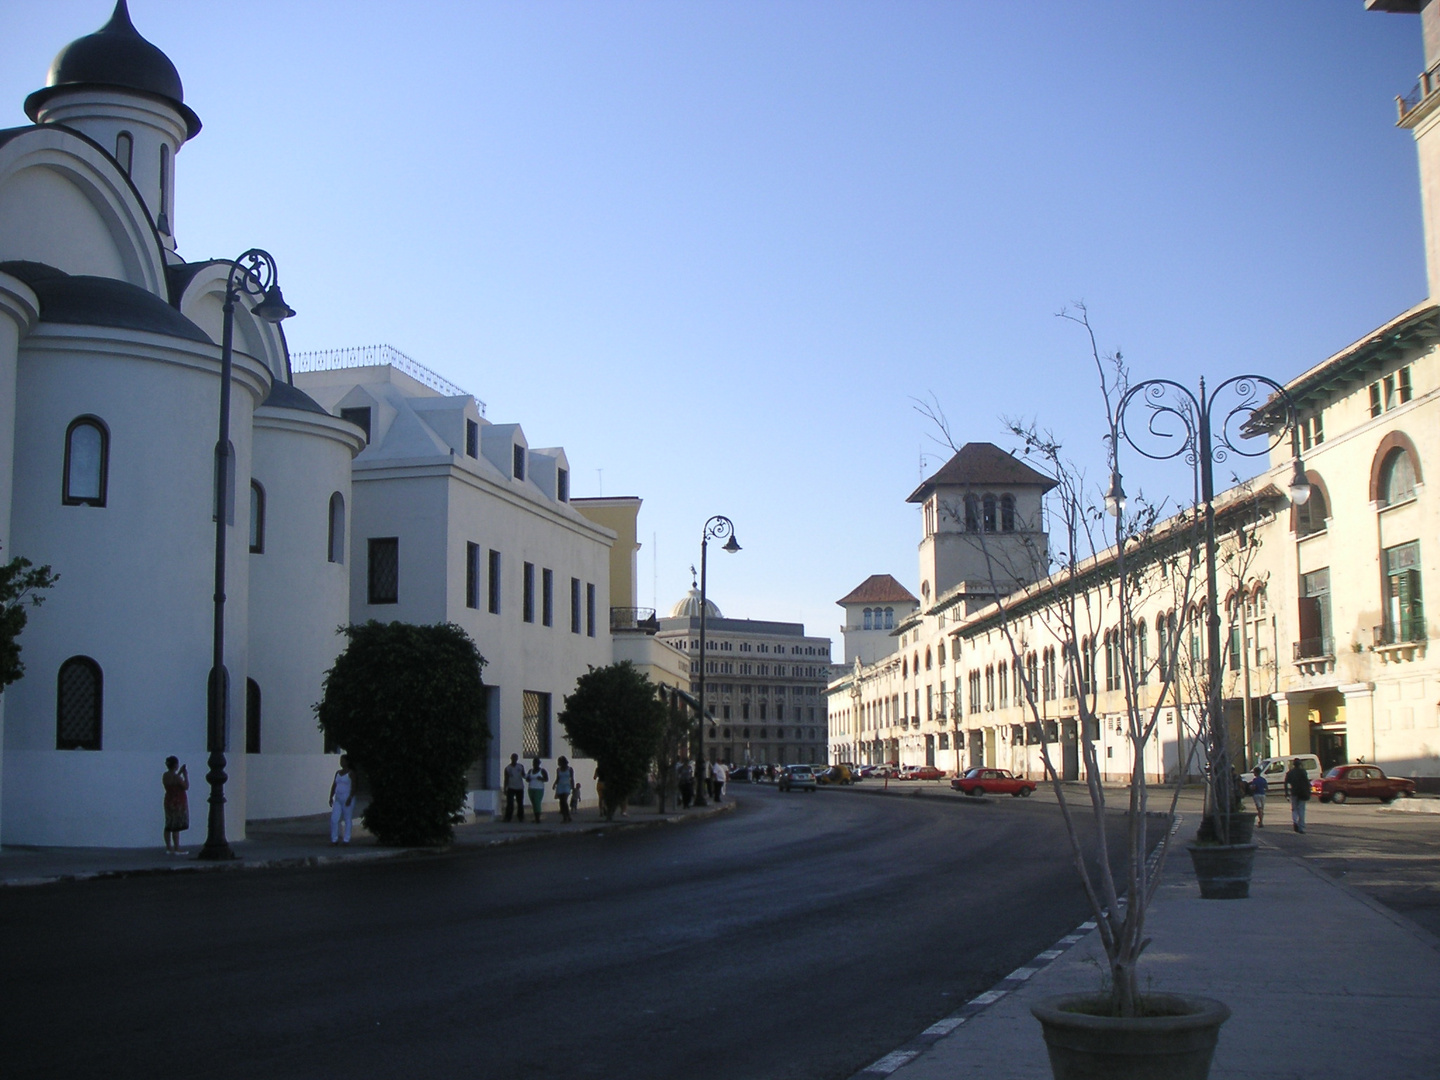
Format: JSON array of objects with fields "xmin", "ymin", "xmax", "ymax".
[{"xmin": 329, "ymin": 755, "xmax": 355, "ymax": 844}]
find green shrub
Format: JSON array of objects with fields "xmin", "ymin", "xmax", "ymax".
[
  {"xmin": 559, "ymin": 662, "xmax": 667, "ymax": 819},
  {"xmin": 316, "ymin": 621, "xmax": 488, "ymax": 845}
]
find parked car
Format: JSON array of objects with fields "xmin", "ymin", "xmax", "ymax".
[
  {"xmin": 778, "ymin": 765, "xmax": 818, "ymax": 792},
  {"xmin": 903, "ymin": 765, "xmax": 946, "ymax": 781},
  {"xmin": 1248, "ymin": 755, "xmax": 1322, "ymax": 794},
  {"xmin": 1312, "ymin": 764, "xmax": 1416, "ymax": 804},
  {"xmin": 728, "ymin": 766, "xmax": 756, "ymax": 783},
  {"xmin": 951, "ymin": 767, "xmax": 1037, "ymax": 797},
  {"xmin": 816, "ymin": 765, "xmax": 853, "ymax": 785}
]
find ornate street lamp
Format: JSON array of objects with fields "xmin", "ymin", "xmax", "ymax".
[
  {"xmin": 691, "ymin": 515, "xmax": 740, "ymax": 807},
  {"xmin": 198, "ymin": 249, "xmax": 294, "ymax": 861},
  {"xmin": 1115, "ymin": 375, "xmax": 1305, "ymax": 845}
]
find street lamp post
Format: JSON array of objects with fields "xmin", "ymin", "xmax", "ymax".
[
  {"xmin": 1115, "ymin": 375, "xmax": 1307, "ymax": 845},
  {"xmin": 198, "ymin": 249, "xmax": 295, "ymax": 861},
  {"xmin": 691, "ymin": 515, "xmax": 740, "ymax": 807}
]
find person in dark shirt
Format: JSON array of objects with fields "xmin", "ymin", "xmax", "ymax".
[{"xmin": 1285, "ymin": 759, "xmax": 1311, "ymax": 833}]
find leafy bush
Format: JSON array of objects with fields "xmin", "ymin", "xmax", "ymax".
[
  {"xmin": 0, "ymin": 549, "xmax": 58, "ymax": 691},
  {"xmin": 316, "ymin": 621, "xmax": 488, "ymax": 845},
  {"xmin": 559, "ymin": 662, "xmax": 667, "ymax": 818}
]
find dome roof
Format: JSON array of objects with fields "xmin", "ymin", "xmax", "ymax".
[
  {"xmin": 0, "ymin": 260, "xmax": 210, "ymax": 344},
  {"xmin": 25, "ymin": 1, "xmax": 201, "ymax": 139},
  {"xmin": 669, "ymin": 587, "xmax": 722, "ymax": 620},
  {"xmin": 261, "ymin": 380, "xmax": 328, "ymax": 415}
]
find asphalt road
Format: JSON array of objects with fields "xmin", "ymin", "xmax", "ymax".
[
  {"xmin": 0, "ymin": 786, "xmax": 1146, "ymax": 1080},
  {"xmin": 1258, "ymin": 797, "xmax": 1440, "ymax": 937}
]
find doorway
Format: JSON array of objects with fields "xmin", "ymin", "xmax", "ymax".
[
  {"xmin": 1062, "ymin": 719, "xmax": 1079, "ymax": 781},
  {"xmin": 1313, "ymin": 727, "xmax": 1347, "ymax": 772},
  {"xmin": 925, "ymin": 734, "xmax": 935, "ymax": 767}
]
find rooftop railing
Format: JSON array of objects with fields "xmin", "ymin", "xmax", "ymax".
[
  {"xmin": 611, "ymin": 607, "xmax": 660, "ymax": 632},
  {"xmin": 290, "ymin": 344, "xmax": 485, "ymax": 414}
]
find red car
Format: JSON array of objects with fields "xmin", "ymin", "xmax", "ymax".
[
  {"xmin": 903, "ymin": 765, "xmax": 947, "ymax": 781},
  {"xmin": 1311, "ymin": 765, "xmax": 1415, "ymax": 804},
  {"xmin": 951, "ymin": 767, "xmax": 1036, "ymax": 797}
]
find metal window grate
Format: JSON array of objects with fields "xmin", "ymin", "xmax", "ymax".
[
  {"xmin": 368, "ymin": 538, "xmax": 399, "ymax": 604},
  {"xmin": 522, "ymin": 691, "xmax": 551, "ymax": 758},
  {"xmin": 57, "ymin": 658, "xmax": 102, "ymax": 750}
]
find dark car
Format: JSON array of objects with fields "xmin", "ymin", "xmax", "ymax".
[
  {"xmin": 1312, "ymin": 764, "xmax": 1416, "ymax": 804},
  {"xmin": 951, "ymin": 767, "xmax": 1037, "ymax": 797}
]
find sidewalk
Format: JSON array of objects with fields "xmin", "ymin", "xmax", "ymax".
[
  {"xmin": 861, "ymin": 831, "xmax": 1440, "ymax": 1079},
  {"xmin": 0, "ymin": 798, "xmax": 732, "ymax": 887}
]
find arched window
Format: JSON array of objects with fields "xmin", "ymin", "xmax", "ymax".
[
  {"xmin": 982, "ymin": 494, "xmax": 997, "ymax": 532},
  {"xmin": 1000, "ymin": 493, "xmax": 1016, "ymax": 532},
  {"xmin": 902, "ymin": 658, "xmax": 908, "ymax": 678},
  {"xmin": 115, "ymin": 131, "xmax": 133, "ymax": 175},
  {"xmin": 56, "ymin": 657, "xmax": 102, "ymax": 750},
  {"xmin": 1135, "ymin": 619, "xmax": 1148, "ymax": 684},
  {"xmin": 937, "ymin": 642, "xmax": 946, "ymax": 666},
  {"xmin": 249, "ymin": 481, "xmax": 266, "ymax": 554},
  {"xmin": 884, "ymin": 607, "xmax": 894, "ymax": 629},
  {"xmin": 1380, "ymin": 449, "xmax": 1417, "ymax": 506},
  {"xmin": 158, "ymin": 142, "xmax": 171, "ymax": 233},
  {"xmin": 964, "ymin": 494, "xmax": 980, "ymax": 532},
  {"xmin": 1295, "ymin": 480, "xmax": 1328, "ymax": 537},
  {"xmin": 863, "ymin": 608, "xmax": 873, "ymax": 630},
  {"xmin": 246, "ymin": 678, "xmax": 262, "ymax": 754},
  {"xmin": 327, "ymin": 492, "xmax": 345, "ymax": 564},
  {"xmin": 925, "ymin": 648, "xmax": 932, "ymax": 670},
  {"xmin": 63, "ymin": 416, "xmax": 108, "ymax": 506}
]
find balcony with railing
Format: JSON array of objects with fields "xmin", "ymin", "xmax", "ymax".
[
  {"xmin": 1293, "ymin": 636, "xmax": 1335, "ymax": 677},
  {"xmin": 1373, "ymin": 622, "xmax": 1427, "ymax": 664},
  {"xmin": 1396, "ymin": 62, "xmax": 1440, "ymax": 127},
  {"xmin": 611, "ymin": 607, "xmax": 660, "ymax": 633}
]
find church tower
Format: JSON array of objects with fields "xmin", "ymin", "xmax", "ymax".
[
  {"xmin": 906, "ymin": 442, "xmax": 1055, "ymax": 615},
  {"xmin": 24, "ymin": 0, "xmax": 201, "ymax": 254}
]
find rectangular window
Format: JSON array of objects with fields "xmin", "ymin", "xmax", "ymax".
[
  {"xmin": 542, "ymin": 568, "xmax": 553, "ymax": 627},
  {"xmin": 1297, "ymin": 568, "xmax": 1332, "ymax": 658},
  {"xmin": 557, "ymin": 468, "xmax": 569, "ymax": 502},
  {"xmin": 341, "ymin": 406, "xmax": 372, "ymax": 444},
  {"xmin": 1369, "ymin": 382, "xmax": 1382, "ymax": 418},
  {"xmin": 523, "ymin": 562, "xmax": 535, "ymax": 623},
  {"xmin": 465, "ymin": 542, "xmax": 480, "ymax": 609},
  {"xmin": 488, "ymin": 550, "xmax": 501, "ymax": 614},
  {"xmin": 1399, "ymin": 365, "xmax": 1413, "ymax": 404},
  {"xmin": 587, "ymin": 583, "xmax": 596, "ymax": 637},
  {"xmin": 522, "ymin": 690, "xmax": 551, "ymax": 758},
  {"xmin": 1384, "ymin": 374, "xmax": 1398, "ymax": 411},
  {"xmin": 571, "ymin": 577, "xmax": 582, "ymax": 633},
  {"xmin": 1384, "ymin": 541, "xmax": 1424, "ymax": 644},
  {"xmin": 367, "ymin": 538, "xmax": 398, "ymax": 604},
  {"xmin": 513, "ymin": 444, "xmax": 526, "ymax": 481},
  {"xmin": 465, "ymin": 419, "xmax": 479, "ymax": 458}
]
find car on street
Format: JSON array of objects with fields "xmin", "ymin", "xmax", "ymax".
[
  {"xmin": 1312, "ymin": 764, "xmax": 1416, "ymax": 804},
  {"xmin": 1249, "ymin": 754, "xmax": 1322, "ymax": 794},
  {"xmin": 816, "ymin": 765, "xmax": 854, "ymax": 785},
  {"xmin": 778, "ymin": 765, "xmax": 818, "ymax": 792},
  {"xmin": 899, "ymin": 765, "xmax": 946, "ymax": 781},
  {"xmin": 951, "ymin": 767, "xmax": 1037, "ymax": 797},
  {"xmin": 728, "ymin": 766, "xmax": 757, "ymax": 783}
]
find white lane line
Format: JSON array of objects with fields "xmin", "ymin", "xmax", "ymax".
[
  {"xmin": 1078, "ymin": 920, "xmax": 1097, "ymax": 930},
  {"xmin": 864, "ymin": 1050, "xmax": 920, "ymax": 1074},
  {"xmin": 1006, "ymin": 966, "xmax": 1039, "ymax": 981},
  {"xmin": 922, "ymin": 1016, "xmax": 966, "ymax": 1036},
  {"xmin": 1036, "ymin": 949, "xmax": 1064, "ymax": 960},
  {"xmin": 969, "ymin": 989, "xmax": 1007, "ymax": 1006}
]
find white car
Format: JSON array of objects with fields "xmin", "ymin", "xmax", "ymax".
[
  {"xmin": 778, "ymin": 765, "xmax": 817, "ymax": 792},
  {"xmin": 1248, "ymin": 754, "xmax": 1322, "ymax": 794}
]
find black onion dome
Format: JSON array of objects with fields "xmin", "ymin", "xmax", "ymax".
[
  {"xmin": 0, "ymin": 261, "xmax": 211, "ymax": 344},
  {"xmin": 262, "ymin": 380, "xmax": 329, "ymax": 416},
  {"xmin": 25, "ymin": 1, "xmax": 201, "ymax": 139}
]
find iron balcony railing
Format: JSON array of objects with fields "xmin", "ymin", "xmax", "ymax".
[
  {"xmin": 1293, "ymin": 636, "xmax": 1334, "ymax": 661},
  {"xmin": 611, "ymin": 607, "xmax": 659, "ymax": 632},
  {"xmin": 1397, "ymin": 62, "xmax": 1440, "ymax": 124}
]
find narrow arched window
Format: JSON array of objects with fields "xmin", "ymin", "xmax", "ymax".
[
  {"xmin": 63, "ymin": 417, "xmax": 109, "ymax": 506},
  {"xmin": 249, "ymin": 481, "xmax": 265, "ymax": 554},
  {"xmin": 246, "ymin": 678, "xmax": 262, "ymax": 754},
  {"xmin": 158, "ymin": 143, "xmax": 171, "ymax": 234},
  {"xmin": 884, "ymin": 607, "xmax": 894, "ymax": 629},
  {"xmin": 925, "ymin": 648, "xmax": 933, "ymax": 670},
  {"xmin": 115, "ymin": 131, "xmax": 133, "ymax": 175},
  {"xmin": 982, "ymin": 494, "xmax": 997, "ymax": 532},
  {"xmin": 964, "ymin": 494, "xmax": 980, "ymax": 532},
  {"xmin": 56, "ymin": 656, "xmax": 102, "ymax": 750},
  {"xmin": 1000, "ymin": 494, "xmax": 1016, "ymax": 532},
  {"xmin": 1296, "ymin": 483, "xmax": 1328, "ymax": 537},
  {"xmin": 327, "ymin": 492, "xmax": 345, "ymax": 564},
  {"xmin": 1381, "ymin": 449, "xmax": 1417, "ymax": 506},
  {"xmin": 937, "ymin": 642, "xmax": 946, "ymax": 666},
  {"xmin": 863, "ymin": 608, "xmax": 873, "ymax": 630}
]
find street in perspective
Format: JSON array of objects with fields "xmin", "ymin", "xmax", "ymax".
[{"xmin": 3, "ymin": 4, "xmax": 1440, "ymax": 1080}]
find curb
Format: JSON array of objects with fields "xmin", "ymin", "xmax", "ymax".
[{"xmin": 0, "ymin": 799, "xmax": 736, "ymax": 889}]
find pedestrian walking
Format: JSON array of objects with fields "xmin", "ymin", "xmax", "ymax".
[
  {"xmin": 1249, "ymin": 766, "xmax": 1268, "ymax": 828},
  {"xmin": 502, "ymin": 753, "xmax": 527, "ymax": 822},
  {"xmin": 1285, "ymin": 757, "xmax": 1311, "ymax": 833},
  {"xmin": 329, "ymin": 755, "xmax": 356, "ymax": 845},
  {"xmin": 677, "ymin": 761, "xmax": 695, "ymax": 809},
  {"xmin": 526, "ymin": 757, "xmax": 549, "ymax": 822},
  {"xmin": 554, "ymin": 756, "xmax": 576, "ymax": 823},
  {"xmin": 162, "ymin": 756, "xmax": 188, "ymax": 854},
  {"xmin": 711, "ymin": 760, "xmax": 728, "ymax": 801}
]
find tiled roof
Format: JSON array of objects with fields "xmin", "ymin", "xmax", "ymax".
[
  {"xmin": 906, "ymin": 442, "xmax": 1057, "ymax": 503},
  {"xmin": 836, "ymin": 574, "xmax": 918, "ymax": 606}
]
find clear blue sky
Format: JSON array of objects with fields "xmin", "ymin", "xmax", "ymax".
[{"xmin": 2, "ymin": 1, "xmax": 1426, "ymax": 642}]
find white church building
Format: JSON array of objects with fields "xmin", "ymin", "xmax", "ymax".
[{"xmin": 0, "ymin": 3, "xmax": 615, "ymax": 845}]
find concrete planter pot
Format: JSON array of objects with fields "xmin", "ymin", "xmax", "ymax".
[
  {"xmin": 1186, "ymin": 841, "xmax": 1258, "ymax": 899},
  {"xmin": 1031, "ymin": 993, "xmax": 1231, "ymax": 1080},
  {"xmin": 1195, "ymin": 811, "xmax": 1256, "ymax": 845}
]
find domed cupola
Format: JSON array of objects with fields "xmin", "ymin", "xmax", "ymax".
[
  {"xmin": 669, "ymin": 587, "xmax": 722, "ymax": 621},
  {"xmin": 25, "ymin": 0, "xmax": 200, "ymax": 138},
  {"xmin": 24, "ymin": 1, "xmax": 200, "ymax": 250}
]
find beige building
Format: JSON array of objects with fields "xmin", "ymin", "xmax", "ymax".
[{"xmin": 830, "ymin": 5, "xmax": 1440, "ymax": 784}]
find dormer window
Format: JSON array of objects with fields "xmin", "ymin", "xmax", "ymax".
[
  {"xmin": 466, "ymin": 419, "xmax": 479, "ymax": 458},
  {"xmin": 557, "ymin": 467, "xmax": 569, "ymax": 502},
  {"xmin": 340, "ymin": 407, "xmax": 371, "ymax": 444},
  {"xmin": 513, "ymin": 444, "xmax": 526, "ymax": 481}
]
